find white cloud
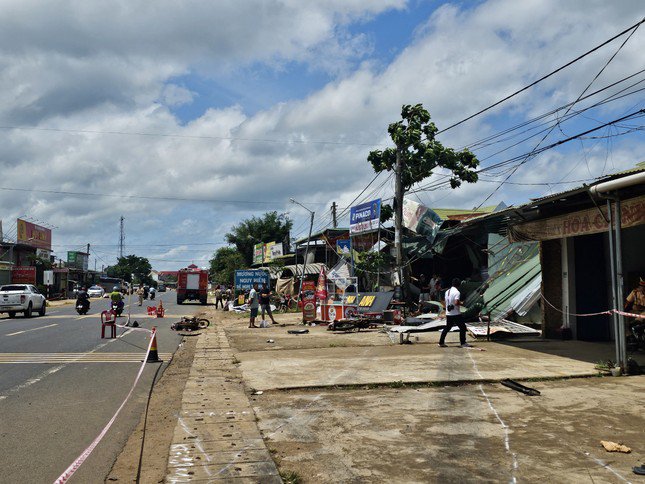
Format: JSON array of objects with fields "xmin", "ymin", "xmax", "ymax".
[{"xmin": 0, "ymin": 0, "xmax": 643, "ymax": 269}]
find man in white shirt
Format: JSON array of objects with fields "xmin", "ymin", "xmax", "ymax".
[
  {"xmin": 439, "ymin": 278, "xmax": 471, "ymax": 347},
  {"xmin": 248, "ymin": 283, "xmax": 260, "ymax": 328}
]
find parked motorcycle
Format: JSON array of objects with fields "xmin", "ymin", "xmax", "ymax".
[
  {"xmin": 111, "ymin": 300, "xmax": 124, "ymax": 317},
  {"xmin": 627, "ymin": 320, "xmax": 645, "ymax": 352},
  {"xmin": 75, "ymin": 298, "xmax": 90, "ymax": 315}
]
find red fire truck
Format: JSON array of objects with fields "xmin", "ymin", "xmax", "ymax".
[{"xmin": 176, "ymin": 266, "xmax": 209, "ymax": 305}]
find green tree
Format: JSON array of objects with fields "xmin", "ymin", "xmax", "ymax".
[
  {"xmin": 209, "ymin": 247, "xmax": 246, "ymax": 284},
  {"xmin": 106, "ymin": 255, "xmax": 152, "ymax": 285},
  {"xmin": 225, "ymin": 211, "xmax": 293, "ymax": 266}
]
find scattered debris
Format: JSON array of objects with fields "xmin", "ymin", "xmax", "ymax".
[
  {"xmin": 500, "ymin": 379, "xmax": 540, "ymax": 396},
  {"xmin": 267, "ymin": 339, "xmax": 275, "ymax": 343},
  {"xmin": 633, "ymin": 464, "xmax": 645, "ymax": 475},
  {"xmin": 600, "ymin": 441, "xmax": 631, "ymax": 453},
  {"xmin": 287, "ymin": 329, "xmax": 309, "ymax": 335},
  {"xmin": 252, "ymin": 390, "xmax": 263, "ymax": 395}
]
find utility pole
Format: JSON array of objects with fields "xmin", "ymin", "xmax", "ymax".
[
  {"xmin": 394, "ymin": 146, "xmax": 406, "ymax": 303},
  {"xmin": 119, "ymin": 216, "xmax": 125, "ymax": 259},
  {"xmin": 331, "ymin": 202, "xmax": 337, "ymax": 228}
]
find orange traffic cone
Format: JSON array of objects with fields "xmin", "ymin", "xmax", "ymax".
[
  {"xmin": 146, "ymin": 327, "xmax": 161, "ymax": 363},
  {"xmin": 156, "ymin": 300, "xmax": 165, "ymax": 318}
]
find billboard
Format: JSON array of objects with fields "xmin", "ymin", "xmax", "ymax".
[
  {"xmin": 17, "ymin": 219, "xmax": 52, "ymax": 250},
  {"xmin": 67, "ymin": 251, "xmax": 89, "ymax": 271},
  {"xmin": 253, "ymin": 243, "xmax": 264, "ymax": 265},
  {"xmin": 12, "ymin": 266, "xmax": 36, "ymax": 284},
  {"xmin": 336, "ymin": 239, "xmax": 351, "ymax": 255},
  {"xmin": 402, "ymin": 198, "xmax": 443, "ymax": 241},
  {"xmin": 234, "ymin": 269, "xmax": 270, "ymax": 290},
  {"xmin": 270, "ymin": 241, "xmax": 283, "ymax": 259},
  {"xmin": 349, "ymin": 199, "xmax": 381, "ymax": 235}
]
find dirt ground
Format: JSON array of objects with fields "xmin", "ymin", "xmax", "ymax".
[
  {"xmin": 107, "ymin": 333, "xmax": 197, "ymax": 483},
  {"xmin": 218, "ymin": 310, "xmax": 645, "ymax": 483}
]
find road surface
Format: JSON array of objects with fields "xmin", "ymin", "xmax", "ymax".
[{"xmin": 0, "ymin": 290, "xmax": 205, "ymax": 483}]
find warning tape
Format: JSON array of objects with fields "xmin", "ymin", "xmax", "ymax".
[
  {"xmin": 614, "ymin": 309, "xmax": 645, "ymax": 320},
  {"xmin": 53, "ymin": 328, "xmax": 158, "ymax": 484},
  {"xmin": 543, "ymin": 295, "xmax": 645, "ymax": 320}
]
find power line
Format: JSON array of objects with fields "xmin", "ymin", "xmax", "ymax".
[{"xmin": 437, "ymin": 16, "xmax": 645, "ymax": 134}]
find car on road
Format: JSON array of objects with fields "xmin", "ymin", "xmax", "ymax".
[
  {"xmin": 157, "ymin": 283, "xmax": 166, "ymax": 292},
  {"xmin": 87, "ymin": 285, "xmax": 105, "ymax": 298},
  {"xmin": 0, "ymin": 284, "xmax": 47, "ymax": 318}
]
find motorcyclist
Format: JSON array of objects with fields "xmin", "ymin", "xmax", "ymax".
[
  {"xmin": 624, "ymin": 277, "xmax": 645, "ymax": 347},
  {"xmin": 76, "ymin": 286, "xmax": 90, "ymax": 312},
  {"xmin": 110, "ymin": 286, "xmax": 124, "ymax": 315},
  {"xmin": 149, "ymin": 286, "xmax": 156, "ymax": 300}
]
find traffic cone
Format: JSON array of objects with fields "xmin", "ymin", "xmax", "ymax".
[
  {"xmin": 156, "ymin": 300, "xmax": 165, "ymax": 318},
  {"xmin": 146, "ymin": 327, "xmax": 161, "ymax": 363}
]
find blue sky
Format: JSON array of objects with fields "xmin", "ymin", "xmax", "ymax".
[{"xmin": 0, "ymin": 0, "xmax": 643, "ymax": 271}]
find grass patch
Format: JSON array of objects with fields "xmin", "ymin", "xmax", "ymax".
[{"xmin": 280, "ymin": 470, "xmax": 303, "ymax": 484}]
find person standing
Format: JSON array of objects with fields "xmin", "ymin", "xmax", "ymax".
[
  {"xmin": 259, "ymin": 283, "xmax": 278, "ymax": 324},
  {"xmin": 248, "ymin": 283, "xmax": 259, "ymax": 328},
  {"xmin": 136, "ymin": 285, "xmax": 145, "ymax": 306},
  {"xmin": 214, "ymin": 285, "xmax": 223, "ymax": 309},
  {"xmin": 439, "ymin": 278, "xmax": 471, "ymax": 348}
]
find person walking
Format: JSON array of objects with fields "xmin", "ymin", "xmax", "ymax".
[
  {"xmin": 136, "ymin": 285, "xmax": 145, "ymax": 306},
  {"xmin": 214, "ymin": 285, "xmax": 223, "ymax": 309},
  {"xmin": 439, "ymin": 278, "xmax": 471, "ymax": 348},
  {"xmin": 248, "ymin": 283, "xmax": 260, "ymax": 328},
  {"xmin": 259, "ymin": 283, "xmax": 278, "ymax": 325}
]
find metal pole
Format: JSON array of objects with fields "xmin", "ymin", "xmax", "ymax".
[
  {"xmin": 394, "ymin": 147, "xmax": 405, "ymax": 302},
  {"xmin": 606, "ymin": 200, "xmax": 621, "ymax": 366},
  {"xmin": 301, "ymin": 210, "xmax": 315, "ymax": 297},
  {"xmin": 614, "ymin": 198, "xmax": 628, "ymax": 371},
  {"xmin": 376, "ymin": 223, "xmax": 381, "ymax": 290}
]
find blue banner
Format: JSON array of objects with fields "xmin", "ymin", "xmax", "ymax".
[
  {"xmin": 336, "ymin": 239, "xmax": 351, "ymax": 255},
  {"xmin": 234, "ymin": 269, "xmax": 270, "ymax": 290},
  {"xmin": 349, "ymin": 199, "xmax": 381, "ymax": 235}
]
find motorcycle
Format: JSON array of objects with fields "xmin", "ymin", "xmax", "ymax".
[
  {"xmin": 75, "ymin": 298, "xmax": 90, "ymax": 315},
  {"xmin": 150, "ymin": 291, "xmax": 156, "ymax": 301},
  {"xmin": 627, "ymin": 320, "xmax": 645, "ymax": 352},
  {"xmin": 111, "ymin": 300, "xmax": 124, "ymax": 317}
]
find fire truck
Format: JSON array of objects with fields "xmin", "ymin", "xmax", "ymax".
[{"xmin": 176, "ymin": 265, "xmax": 209, "ymax": 305}]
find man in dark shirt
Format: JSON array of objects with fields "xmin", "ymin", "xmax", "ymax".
[{"xmin": 259, "ymin": 283, "xmax": 278, "ymax": 325}]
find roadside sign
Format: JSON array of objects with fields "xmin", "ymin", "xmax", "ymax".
[
  {"xmin": 234, "ymin": 270, "xmax": 269, "ymax": 290},
  {"xmin": 301, "ymin": 280, "xmax": 316, "ymax": 321},
  {"xmin": 349, "ymin": 199, "xmax": 381, "ymax": 235}
]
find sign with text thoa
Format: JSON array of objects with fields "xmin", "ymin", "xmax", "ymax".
[{"xmin": 234, "ymin": 270, "xmax": 270, "ymax": 290}]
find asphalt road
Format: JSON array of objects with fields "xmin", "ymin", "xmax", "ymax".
[{"xmin": 0, "ymin": 290, "xmax": 207, "ymax": 484}]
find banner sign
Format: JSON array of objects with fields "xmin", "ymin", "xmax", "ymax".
[
  {"xmin": 17, "ymin": 218, "xmax": 52, "ymax": 250},
  {"xmin": 43, "ymin": 270, "xmax": 54, "ymax": 285},
  {"xmin": 12, "ymin": 266, "xmax": 36, "ymax": 284},
  {"xmin": 67, "ymin": 251, "xmax": 89, "ymax": 271},
  {"xmin": 336, "ymin": 239, "xmax": 351, "ymax": 255},
  {"xmin": 234, "ymin": 269, "xmax": 269, "ymax": 290},
  {"xmin": 402, "ymin": 198, "xmax": 443, "ymax": 241},
  {"xmin": 315, "ymin": 266, "xmax": 328, "ymax": 300},
  {"xmin": 270, "ymin": 241, "xmax": 283, "ymax": 259},
  {"xmin": 349, "ymin": 199, "xmax": 381, "ymax": 235},
  {"xmin": 253, "ymin": 243, "xmax": 264, "ymax": 265},
  {"xmin": 301, "ymin": 280, "xmax": 316, "ymax": 321},
  {"xmin": 509, "ymin": 194, "xmax": 645, "ymax": 242}
]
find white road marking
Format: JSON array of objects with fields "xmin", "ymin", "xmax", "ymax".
[{"xmin": 6, "ymin": 323, "xmax": 58, "ymax": 336}]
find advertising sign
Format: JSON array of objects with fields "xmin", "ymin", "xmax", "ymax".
[
  {"xmin": 402, "ymin": 198, "xmax": 443, "ymax": 241},
  {"xmin": 270, "ymin": 241, "xmax": 283, "ymax": 259},
  {"xmin": 336, "ymin": 239, "xmax": 351, "ymax": 255},
  {"xmin": 349, "ymin": 199, "xmax": 381, "ymax": 235},
  {"xmin": 17, "ymin": 218, "xmax": 52, "ymax": 250},
  {"xmin": 12, "ymin": 266, "xmax": 36, "ymax": 284},
  {"xmin": 315, "ymin": 266, "xmax": 328, "ymax": 300},
  {"xmin": 263, "ymin": 241, "xmax": 275, "ymax": 262},
  {"xmin": 301, "ymin": 280, "xmax": 317, "ymax": 322},
  {"xmin": 43, "ymin": 270, "xmax": 54, "ymax": 285},
  {"xmin": 67, "ymin": 251, "xmax": 89, "ymax": 271},
  {"xmin": 234, "ymin": 269, "xmax": 269, "ymax": 290},
  {"xmin": 253, "ymin": 243, "xmax": 264, "ymax": 265}
]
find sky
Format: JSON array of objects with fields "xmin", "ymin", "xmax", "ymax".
[{"xmin": 0, "ymin": 0, "xmax": 643, "ymax": 271}]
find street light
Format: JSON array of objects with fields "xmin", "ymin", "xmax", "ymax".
[{"xmin": 289, "ymin": 198, "xmax": 315, "ymax": 297}]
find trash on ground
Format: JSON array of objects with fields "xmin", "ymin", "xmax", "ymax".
[
  {"xmin": 266, "ymin": 339, "xmax": 275, "ymax": 343},
  {"xmin": 600, "ymin": 441, "xmax": 631, "ymax": 453},
  {"xmin": 287, "ymin": 329, "xmax": 309, "ymax": 334},
  {"xmin": 633, "ymin": 464, "xmax": 645, "ymax": 475},
  {"xmin": 500, "ymin": 379, "xmax": 541, "ymax": 396}
]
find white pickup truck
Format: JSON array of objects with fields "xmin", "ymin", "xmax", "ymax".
[{"xmin": 0, "ymin": 284, "xmax": 47, "ymax": 318}]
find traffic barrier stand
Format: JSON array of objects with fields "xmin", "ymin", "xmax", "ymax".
[
  {"xmin": 146, "ymin": 327, "xmax": 161, "ymax": 363},
  {"xmin": 156, "ymin": 300, "xmax": 165, "ymax": 318},
  {"xmin": 101, "ymin": 310, "xmax": 117, "ymax": 338},
  {"xmin": 147, "ymin": 306, "xmax": 157, "ymax": 316}
]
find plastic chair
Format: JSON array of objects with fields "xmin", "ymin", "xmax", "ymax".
[{"xmin": 101, "ymin": 310, "xmax": 117, "ymax": 338}]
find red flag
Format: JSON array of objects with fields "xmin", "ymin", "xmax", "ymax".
[{"xmin": 315, "ymin": 266, "xmax": 328, "ymax": 300}]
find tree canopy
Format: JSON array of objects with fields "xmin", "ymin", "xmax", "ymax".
[
  {"xmin": 225, "ymin": 211, "xmax": 293, "ymax": 266},
  {"xmin": 368, "ymin": 104, "xmax": 480, "ymax": 220},
  {"xmin": 106, "ymin": 255, "xmax": 152, "ymax": 285},
  {"xmin": 209, "ymin": 247, "xmax": 246, "ymax": 284}
]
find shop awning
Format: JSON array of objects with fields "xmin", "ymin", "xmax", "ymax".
[{"xmin": 279, "ymin": 263, "xmax": 326, "ymax": 278}]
